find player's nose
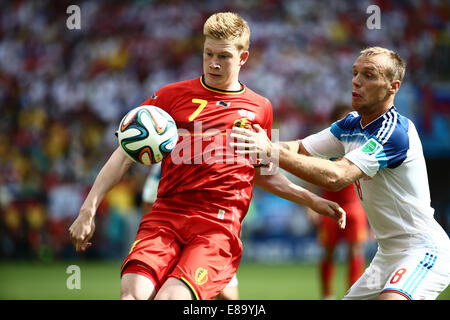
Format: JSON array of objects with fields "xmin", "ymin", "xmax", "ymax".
[
  {"xmin": 209, "ymin": 60, "xmax": 220, "ymax": 69},
  {"xmin": 352, "ymin": 75, "xmax": 361, "ymax": 88}
]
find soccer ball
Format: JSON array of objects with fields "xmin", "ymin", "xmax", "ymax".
[{"xmin": 117, "ymin": 105, "xmax": 178, "ymax": 165}]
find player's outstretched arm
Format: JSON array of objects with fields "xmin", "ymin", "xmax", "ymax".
[
  {"xmin": 254, "ymin": 169, "xmax": 346, "ymax": 229},
  {"xmin": 231, "ymin": 124, "xmax": 366, "ymax": 191},
  {"xmin": 69, "ymin": 147, "xmax": 133, "ymax": 252}
]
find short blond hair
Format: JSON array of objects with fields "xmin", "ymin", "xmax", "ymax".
[
  {"xmin": 359, "ymin": 46, "xmax": 406, "ymax": 82},
  {"xmin": 203, "ymin": 12, "xmax": 250, "ymax": 51}
]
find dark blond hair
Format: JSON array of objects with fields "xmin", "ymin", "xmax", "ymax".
[
  {"xmin": 203, "ymin": 12, "xmax": 250, "ymax": 51},
  {"xmin": 360, "ymin": 46, "xmax": 406, "ymax": 82}
]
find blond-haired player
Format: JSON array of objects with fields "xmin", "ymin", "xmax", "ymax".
[
  {"xmin": 232, "ymin": 46, "xmax": 450, "ymax": 300},
  {"xmin": 69, "ymin": 12, "xmax": 345, "ymax": 300}
]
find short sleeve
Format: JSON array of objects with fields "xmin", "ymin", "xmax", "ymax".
[
  {"xmin": 302, "ymin": 127, "xmax": 345, "ymax": 159},
  {"xmin": 139, "ymin": 85, "xmax": 175, "ymax": 114},
  {"xmin": 345, "ymin": 120, "xmax": 410, "ymax": 177}
]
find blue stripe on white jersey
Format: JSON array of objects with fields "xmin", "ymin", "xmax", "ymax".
[
  {"xmin": 383, "ymin": 252, "xmax": 438, "ymax": 299},
  {"xmin": 330, "ymin": 106, "xmax": 410, "ymax": 172},
  {"xmin": 376, "ymin": 109, "xmax": 398, "ymax": 144}
]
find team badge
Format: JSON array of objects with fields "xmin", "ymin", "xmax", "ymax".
[
  {"xmin": 233, "ymin": 118, "xmax": 251, "ymax": 129},
  {"xmin": 195, "ymin": 267, "xmax": 208, "ymax": 285}
]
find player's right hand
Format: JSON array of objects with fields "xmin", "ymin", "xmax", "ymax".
[{"xmin": 69, "ymin": 210, "xmax": 95, "ymax": 252}]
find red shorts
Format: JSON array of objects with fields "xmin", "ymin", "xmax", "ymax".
[
  {"xmin": 121, "ymin": 212, "xmax": 242, "ymax": 300},
  {"xmin": 318, "ymin": 201, "xmax": 368, "ymax": 247}
]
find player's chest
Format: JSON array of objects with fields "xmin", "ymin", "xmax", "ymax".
[{"xmin": 170, "ymin": 96, "xmax": 263, "ymax": 132}]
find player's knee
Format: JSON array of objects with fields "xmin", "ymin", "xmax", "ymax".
[
  {"xmin": 120, "ymin": 292, "xmax": 138, "ymax": 300},
  {"xmin": 120, "ymin": 273, "xmax": 156, "ymax": 300},
  {"xmin": 323, "ymin": 246, "xmax": 336, "ymax": 261},
  {"xmin": 120, "ymin": 285, "xmax": 150, "ymax": 300},
  {"xmin": 348, "ymin": 243, "xmax": 364, "ymax": 257},
  {"xmin": 154, "ymin": 278, "xmax": 195, "ymax": 300},
  {"xmin": 120, "ymin": 285, "xmax": 141, "ymax": 300},
  {"xmin": 215, "ymin": 289, "xmax": 238, "ymax": 300},
  {"xmin": 154, "ymin": 290, "xmax": 190, "ymax": 300},
  {"xmin": 154, "ymin": 286, "xmax": 194, "ymax": 300}
]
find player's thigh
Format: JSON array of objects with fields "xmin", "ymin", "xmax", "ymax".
[
  {"xmin": 380, "ymin": 248, "xmax": 450, "ymax": 300},
  {"xmin": 169, "ymin": 231, "xmax": 240, "ymax": 300},
  {"xmin": 121, "ymin": 227, "xmax": 182, "ymax": 291},
  {"xmin": 154, "ymin": 277, "xmax": 195, "ymax": 300},
  {"xmin": 121, "ymin": 272, "xmax": 156, "ymax": 300},
  {"xmin": 343, "ymin": 251, "xmax": 387, "ymax": 300}
]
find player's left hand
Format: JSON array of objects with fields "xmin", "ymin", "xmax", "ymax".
[
  {"xmin": 310, "ymin": 197, "xmax": 346, "ymax": 230},
  {"xmin": 230, "ymin": 124, "xmax": 274, "ymax": 163},
  {"xmin": 69, "ymin": 211, "xmax": 96, "ymax": 252}
]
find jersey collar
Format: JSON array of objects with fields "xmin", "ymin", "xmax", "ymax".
[
  {"xmin": 200, "ymin": 75, "xmax": 245, "ymax": 94},
  {"xmin": 360, "ymin": 105, "xmax": 396, "ymax": 130}
]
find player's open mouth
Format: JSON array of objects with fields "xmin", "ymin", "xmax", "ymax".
[
  {"xmin": 208, "ymin": 73, "xmax": 221, "ymax": 78},
  {"xmin": 352, "ymin": 91, "xmax": 362, "ymax": 99}
]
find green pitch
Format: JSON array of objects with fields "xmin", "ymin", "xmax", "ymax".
[{"xmin": 0, "ymin": 260, "xmax": 448, "ymax": 300}]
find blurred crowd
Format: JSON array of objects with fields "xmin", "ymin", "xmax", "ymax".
[{"xmin": 0, "ymin": 0, "xmax": 449, "ymax": 261}]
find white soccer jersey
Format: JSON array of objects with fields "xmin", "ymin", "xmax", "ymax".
[
  {"xmin": 142, "ymin": 162, "xmax": 162, "ymax": 204},
  {"xmin": 302, "ymin": 106, "xmax": 450, "ymax": 251}
]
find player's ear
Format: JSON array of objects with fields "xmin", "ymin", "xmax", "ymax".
[
  {"xmin": 389, "ymin": 80, "xmax": 401, "ymax": 94},
  {"xmin": 239, "ymin": 50, "xmax": 249, "ymax": 67}
]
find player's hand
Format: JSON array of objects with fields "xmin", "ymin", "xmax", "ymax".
[
  {"xmin": 69, "ymin": 209, "xmax": 95, "ymax": 252},
  {"xmin": 230, "ymin": 124, "xmax": 274, "ymax": 162},
  {"xmin": 310, "ymin": 197, "xmax": 346, "ymax": 230}
]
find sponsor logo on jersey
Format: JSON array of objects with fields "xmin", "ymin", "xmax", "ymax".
[
  {"xmin": 195, "ymin": 267, "xmax": 208, "ymax": 285},
  {"xmin": 361, "ymin": 138, "xmax": 382, "ymax": 155}
]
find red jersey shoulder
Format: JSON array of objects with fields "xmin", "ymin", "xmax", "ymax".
[
  {"xmin": 242, "ymin": 86, "xmax": 273, "ymax": 121},
  {"xmin": 141, "ymin": 78, "xmax": 200, "ymax": 113},
  {"xmin": 242, "ymin": 86, "xmax": 272, "ymax": 110}
]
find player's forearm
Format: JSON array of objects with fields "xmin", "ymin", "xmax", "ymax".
[
  {"xmin": 276, "ymin": 145, "xmax": 348, "ymax": 191},
  {"xmin": 279, "ymin": 140, "xmax": 301, "ymax": 153},
  {"xmin": 80, "ymin": 147, "xmax": 133, "ymax": 218},
  {"xmin": 254, "ymin": 170, "xmax": 317, "ymax": 208}
]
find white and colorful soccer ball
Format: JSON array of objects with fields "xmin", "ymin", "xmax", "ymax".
[{"xmin": 117, "ymin": 105, "xmax": 178, "ymax": 165}]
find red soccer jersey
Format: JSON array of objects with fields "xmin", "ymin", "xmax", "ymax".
[
  {"xmin": 319, "ymin": 184, "xmax": 368, "ymax": 246},
  {"xmin": 139, "ymin": 76, "xmax": 273, "ymax": 239},
  {"xmin": 322, "ymin": 184, "xmax": 360, "ymax": 204}
]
